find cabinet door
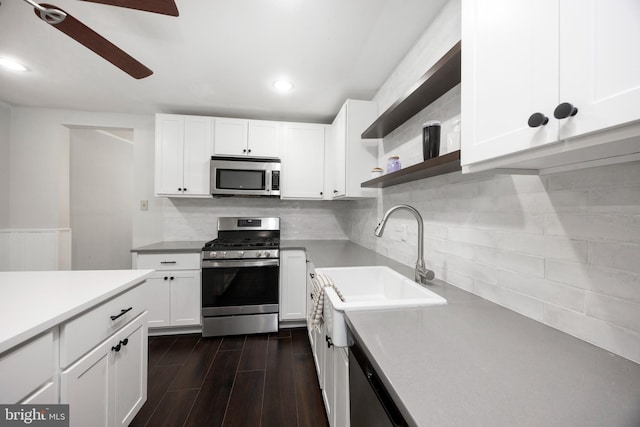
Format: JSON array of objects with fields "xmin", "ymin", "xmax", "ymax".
[
  {"xmin": 334, "ymin": 347, "xmax": 350, "ymax": 427},
  {"xmin": 112, "ymin": 316, "xmax": 147, "ymax": 427},
  {"xmin": 461, "ymin": 0, "xmax": 559, "ymax": 166},
  {"xmin": 279, "ymin": 250, "xmax": 307, "ymax": 321},
  {"xmin": 155, "ymin": 114, "xmax": 185, "ymax": 196},
  {"xmin": 214, "ymin": 118, "xmax": 249, "ymax": 156},
  {"xmin": 170, "ymin": 271, "xmax": 201, "ymax": 326},
  {"xmin": 61, "ymin": 343, "xmax": 111, "ymax": 427},
  {"xmin": 330, "ymin": 105, "xmax": 347, "ymax": 198},
  {"xmin": 182, "ymin": 116, "xmax": 213, "ymax": 196},
  {"xmin": 248, "ymin": 120, "xmax": 280, "ymax": 157},
  {"xmin": 145, "ymin": 275, "xmax": 171, "ymax": 328},
  {"xmin": 559, "ymin": 0, "xmax": 640, "ymax": 140},
  {"xmin": 323, "ymin": 328, "xmax": 335, "ymax": 427},
  {"xmin": 281, "ymin": 123, "xmax": 326, "ymax": 199}
]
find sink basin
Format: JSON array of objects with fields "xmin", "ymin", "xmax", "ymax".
[{"xmin": 315, "ymin": 266, "xmax": 447, "ymax": 346}]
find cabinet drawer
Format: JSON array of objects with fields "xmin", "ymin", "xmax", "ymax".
[
  {"xmin": 0, "ymin": 330, "xmax": 55, "ymax": 403},
  {"xmin": 60, "ymin": 283, "xmax": 146, "ymax": 367},
  {"xmin": 137, "ymin": 253, "xmax": 200, "ymax": 270}
]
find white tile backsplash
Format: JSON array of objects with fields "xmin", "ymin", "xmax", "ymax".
[
  {"xmin": 344, "ymin": 0, "xmax": 640, "ymax": 364},
  {"xmin": 162, "ymin": 197, "xmax": 350, "ymax": 241}
]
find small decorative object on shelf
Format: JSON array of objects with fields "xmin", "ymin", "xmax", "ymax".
[
  {"xmin": 422, "ymin": 121, "xmax": 441, "ymax": 160},
  {"xmin": 386, "ymin": 156, "xmax": 401, "ymax": 173},
  {"xmin": 371, "ymin": 167, "xmax": 384, "ymax": 178}
]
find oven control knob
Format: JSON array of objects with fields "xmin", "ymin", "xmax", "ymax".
[
  {"xmin": 237, "ymin": 251, "xmax": 244, "ymax": 258},
  {"xmin": 256, "ymin": 251, "xmax": 263, "ymax": 258},
  {"xmin": 209, "ymin": 251, "xmax": 218, "ymax": 258},
  {"xmin": 221, "ymin": 251, "xmax": 227, "ymax": 258},
  {"xmin": 263, "ymin": 251, "xmax": 271, "ymax": 258}
]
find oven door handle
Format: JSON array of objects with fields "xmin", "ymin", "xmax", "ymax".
[{"xmin": 202, "ymin": 259, "xmax": 280, "ymax": 268}]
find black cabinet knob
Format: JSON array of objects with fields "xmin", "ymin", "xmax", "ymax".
[
  {"xmin": 111, "ymin": 343, "xmax": 121, "ymax": 352},
  {"xmin": 242, "ymin": 149, "xmax": 247, "ymax": 153},
  {"xmin": 164, "ymin": 276, "xmax": 168, "ymax": 280},
  {"xmin": 554, "ymin": 102, "xmax": 578, "ymax": 119},
  {"xmin": 120, "ymin": 338, "xmax": 129, "ymax": 347},
  {"xmin": 247, "ymin": 149, "xmax": 252, "ymax": 154},
  {"xmin": 528, "ymin": 112, "xmax": 549, "ymax": 128},
  {"xmin": 320, "ymin": 192, "xmax": 323, "ymax": 196},
  {"xmin": 183, "ymin": 188, "xmax": 187, "ymax": 192},
  {"xmin": 170, "ymin": 276, "xmax": 174, "ymax": 280},
  {"xmin": 333, "ymin": 190, "xmax": 338, "ymax": 194},
  {"xmin": 178, "ymin": 188, "xmax": 182, "ymax": 192}
]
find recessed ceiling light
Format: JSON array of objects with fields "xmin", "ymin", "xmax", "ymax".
[
  {"xmin": 273, "ymin": 79, "xmax": 293, "ymax": 92},
  {"xmin": 0, "ymin": 57, "xmax": 29, "ymax": 72}
]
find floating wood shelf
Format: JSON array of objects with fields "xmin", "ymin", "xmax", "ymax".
[
  {"xmin": 361, "ymin": 41, "xmax": 461, "ymax": 139},
  {"xmin": 361, "ymin": 151, "xmax": 461, "ymax": 188}
]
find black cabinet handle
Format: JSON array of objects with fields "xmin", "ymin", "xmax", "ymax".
[
  {"xmin": 554, "ymin": 102, "xmax": 578, "ymax": 119},
  {"xmin": 110, "ymin": 307, "xmax": 133, "ymax": 321},
  {"xmin": 160, "ymin": 261, "xmax": 176, "ymax": 264},
  {"xmin": 111, "ymin": 338, "xmax": 129, "ymax": 352},
  {"xmin": 325, "ymin": 335, "xmax": 333, "ymax": 348},
  {"xmin": 333, "ymin": 190, "xmax": 338, "ymax": 194},
  {"xmin": 528, "ymin": 112, "xmax": 549, "ymax": 128},
  {"xmin": 310, "ymin": 272, "xmax": 315, "ymax": 279},
  {"xmin": 310, "ymin": 293, "xmax": 314, "ymax": 300}
]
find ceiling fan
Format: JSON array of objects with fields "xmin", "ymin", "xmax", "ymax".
[{"xmin": 19, "ymin": 0, "xmax": 179, "ymax": 79}]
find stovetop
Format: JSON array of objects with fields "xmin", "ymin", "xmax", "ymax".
[{"xmin": 203, "ymin": 237, "xmax": 280, "ymax": 251}]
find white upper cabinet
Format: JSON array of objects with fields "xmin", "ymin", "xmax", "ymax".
[
  {"xmin": 213, "ymin": 118, "xmax": 280, "ymax": 158},
  {"xmin": 461, "ymin": 0, "xmax": 640, "ymax": 173},
  {"xmin": 248, "ymin": 120, "xmax": 281, "ymax": 157},
  {"xmin": 213, "ymin": 118, "xmax": 248, "ymax": 156},
  {"xmin": 329, "ymin": 100, "xmax": 378, "ymax": 199},
  {"xmin": 281, "ymin": 123, "xmax": 326, "ymax": 199},
  {"xmin": 155, "ymin": 114, "xmax": 213, "ymax": 197}
]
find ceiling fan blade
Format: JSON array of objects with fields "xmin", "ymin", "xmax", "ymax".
[
  {"xmin": 78, "ymin": 0, "xmax": 179, "ymax": 16},
  {"xmin": 35, "ymin": 4, "xmax": 153, "ymax": 79}
]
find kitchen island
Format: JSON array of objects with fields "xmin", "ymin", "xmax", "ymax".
[
  {"xmin": 0, "ymin": 269, "xmax": 152, "ymax": 426},
  {"xmin": 283, "ymin": 240, "xmax": 640, "ymax": 427}
]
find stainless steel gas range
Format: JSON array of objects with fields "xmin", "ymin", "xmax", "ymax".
[{"xmin": 200, "ymin": 217, "xmax": 280, "ymax": 337}]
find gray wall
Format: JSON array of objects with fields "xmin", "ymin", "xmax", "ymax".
[
  {"xmin": 345, "ymin": 0, "xmax": 640, "ymax": 364},
  {"xmin": 70, "ymin": 128, "xmax": 133, "ymax": 270},
  {"xmin": 0, "ymin": 103, "xmax": 10, "ymax": 229}
]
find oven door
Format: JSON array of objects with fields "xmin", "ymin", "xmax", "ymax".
[{"xmin": 201, "ymin": 259, "xmax": 279, "ymax": 317}]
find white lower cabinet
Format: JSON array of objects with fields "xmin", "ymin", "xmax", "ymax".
[
  {"xmin": 279, "ymin": 249, "xmax": 308, "ymax": 321},
  {"xmin": 334, "ymin": 347, "xmax": 350, "ymax": 427},
  {"xmin": 307, "ymin": 259, "xmax": 350, "ymax": 427},
  {"xmin": 61, "ymin": 312, "xmax": 148, "ymax": 427},
  {"xmin": 0, "ymin": 330, "xmax": 56, "ymax": 404},
  {"xmin": 136, "ymin": 253, "xmax": 201, "ymax": 329}
]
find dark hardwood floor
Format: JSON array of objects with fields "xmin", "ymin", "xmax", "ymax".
[{"xmin": 130, "ymin": 328, "xmax": 329, "ymax": 427}]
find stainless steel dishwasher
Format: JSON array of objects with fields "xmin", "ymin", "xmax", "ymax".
[{"xmin": 349, "ymin": 341, "xmax": 409, "ymax": 427}]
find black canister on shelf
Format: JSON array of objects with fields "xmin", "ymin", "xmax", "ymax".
[{"xmin": 422, "ymin": 120, "xmax": 441, "ymax": 160}]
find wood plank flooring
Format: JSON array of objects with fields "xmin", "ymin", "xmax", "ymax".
[{"xmin": 130, "ymin": 328, "xmax": 329, "ymax": 427}]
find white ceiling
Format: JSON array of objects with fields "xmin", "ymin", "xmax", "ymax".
[{"xmin": 0, "ymin": 0, "xmax": 448, "ymax": 123}]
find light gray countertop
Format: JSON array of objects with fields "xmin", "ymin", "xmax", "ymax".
[
  {"xmin": 130, "ymin": 241, "xmax": 206, "ymax": 254},
  {"xmin": 283, "ymin": 239, "xmax": 640, "ymax": 427}
]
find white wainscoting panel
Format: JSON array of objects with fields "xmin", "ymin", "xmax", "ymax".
[{"xmin": 0, "ymin": 229, "xmax": 71, "ymax": 271}]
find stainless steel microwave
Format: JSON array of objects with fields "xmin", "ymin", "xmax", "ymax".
[{"xmin": 210, "ymin": 156, "xmax": 281, "ymax": 197}]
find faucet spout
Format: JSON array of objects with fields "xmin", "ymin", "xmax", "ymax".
[{"xmin": 374, "ymin": 204, "xmax": 435, "ymax": 284}]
